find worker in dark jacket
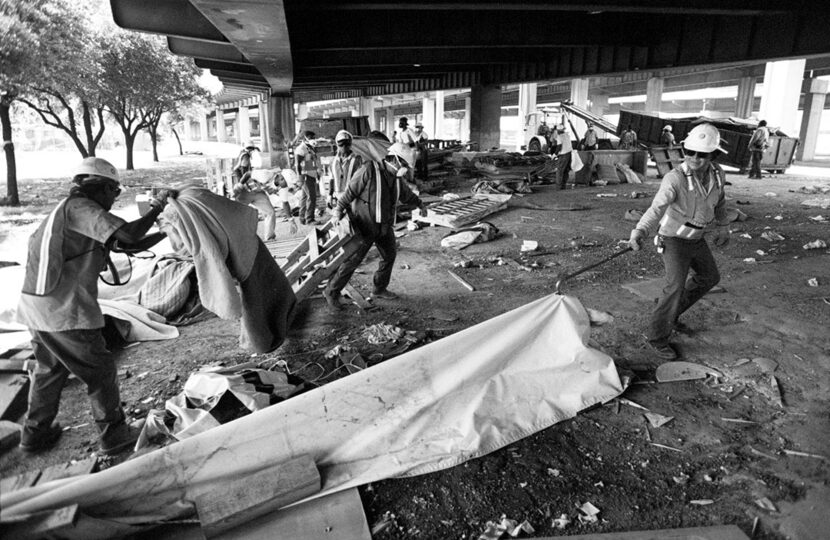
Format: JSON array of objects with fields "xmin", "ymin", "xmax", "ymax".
[
  {"xmin": 323, "ymin": 143, "xmax": 427, "ymax": 310},
  {"xmin": 16, "ymin": 157, "xmax": 168, "ymax": 455}
]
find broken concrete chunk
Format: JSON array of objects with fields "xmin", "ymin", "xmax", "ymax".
[{"xmin": 802, "ymin": 239, "xmax": 827, "ymax": 250}]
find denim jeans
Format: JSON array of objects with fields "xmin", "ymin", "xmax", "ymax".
[
  {"xmin": 326, "ymin": 223, "xmax": 396, "ymax": 295},
  {"xmin": 24, "ymin": 329, "xmax": 125, "ymax": 443},
  {"xmin": 647, "ymin": 236, "xmax": 720, "ymax": 345},
  {"xmin": 298, "ymin": 175, "xmax": 318, "ymax": 223}
]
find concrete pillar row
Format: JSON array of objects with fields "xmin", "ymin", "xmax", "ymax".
[
  {"xmin": 199, "ymin": 113, "xmax": 209, "ymax": 142},
  {"xmin": 215, "ymin": 107, "xmax": 226, "ymax": 143},
  {"xmin": 462, "ymin": 97, "xmax": 472, "ymax": 143},
  {"xmin": 422, "ymin": 96, "xmax": 436, "ymax": 140},
  {"xmin": 238, "ymin": 105, "xmax": 250, "ymax": 145},
  {"xmin": 518, "ymin": 83, "xmax": 538, "ymax": 152},
  {"xmin": 735, "ymin": 76, "xmax": 757, "ymax": 119},
  {"xmin": 645, "ymin": 77, "xmax": 664, "ymax": 114},
  {"xmin": 386, "ymin": 108, "xmax": 395, "ymax": 140},
  {"xmin": 434, "ymin": 90, "xmax": 445, "ymax": 139},
  {"xmin": 797, "ymin": 78, "xmax": 829, "ymax": 161},
  {"xmin": 268, "ymin": 95, "xmax": 295, "ymax": 169},
  {"xmin": 359, "ymin": 97, "xmax": 376, "ymax": 129},
  {"xmin": 469, "ymin": 84, "xmax": 502, "ymax": 151},
  {"xmin": 569, "ymin": 79, "xmax": 590, "ymax": 140},
  {"xmin": 759, "ymin": 59, "xmax": 806, "ymax": 137}
]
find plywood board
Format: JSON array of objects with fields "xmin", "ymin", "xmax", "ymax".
[{"xmin": 213, "ymin": 488, "xmax": 371, "ymax": 540}]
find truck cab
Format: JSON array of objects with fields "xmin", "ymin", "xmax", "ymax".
[{"xmin": 522, "ymin": 109, "xmax": 562, "ymax": 153}]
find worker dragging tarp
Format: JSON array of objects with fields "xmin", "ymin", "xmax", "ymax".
[{"xmin": 159, "ymin": 187, "xmax": 296, "ymax": 353}]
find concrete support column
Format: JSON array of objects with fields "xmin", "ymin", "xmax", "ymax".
[
  {"xmin": 462, "ymin": 97, "xmax": 472, "ymax": 143},
  {"xmin": 296, "ymin": 103, "xmax": 308, "ymax": 123},
  {"xmin": 238, "ymin": 105, "xmax": 250, "ymax": 144},
  {"xmin": 268, "ymin": 95, "xmax": 295, "ymax": 169},
  {"xmin": 797, "ymin": 78, "xmax": 829, "ymax": 161},
  {"xmin": 386, "ymin": 108, "xmax": 395, "ymax": 139},
  {"xmin": 590, "ymin": 94, "xmax": 609, "ymax": 117},
  {"xmin": 259, "ymin": 100, "xmax": 271, "ymax": 167},
  {"xmin": 759, "ymin": 59, "xmax": 806, "ymax": 137},
  {"xmin": 469, "ymin": 84, "xmax": 502, "ymax": 151},
  {"xmin": 215, "ymin": 107, "xmax": 226, "ymax": 142},
  {"xmin": 735, "ymin": 76, "xmax": 757, "ymax": 119},
  {"xmin": 518, "ymin": 83, "xmax": 538, "ymax": 151},
  {"xmin": 359, "ymin": 97, "xmax": 376, "ymax": 129},
  {"xmin": 200, "ymin": 113, "xmax": 209, "ymax": 141},
  {"xmin": 570, "ymin": 79, "xmax": 590, "ymax": 139},
  {"xmin": 434, "ymin": 90, "xmax": 445, "ymax": 139},
  {"xmin": 645, "ymin": 77, "xmax": 664, "ymax": 114},
  {"xmin": 422, "ymin": 96, "xmax": 436, "ymax": 140}
]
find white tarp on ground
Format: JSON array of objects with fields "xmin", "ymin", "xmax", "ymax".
[{"xmin": 1, "ymin": 293, "xmax": 624, "ymax": 531}]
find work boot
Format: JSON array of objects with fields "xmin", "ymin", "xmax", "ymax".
[
  {"xmin": 673, "ymin": 320, "xmax": 694, "ymax": 335},
  {"xmin": 323, "ymin": 289, "xmax": 343, "ymax": 311},
  {"xmin": 19, "ymin": 423, "xmax": 63, "ymax": 454},
  {"xmin": 100, "ymin": 421, "xmax": 144, "ymax": 456},
  {"xmin": 647, "ymin": 340, "xmax": 678, "ymax": 361},
  {"xmin": 372, "ymin": 288, "xmax": 399, "ymax": 300}
]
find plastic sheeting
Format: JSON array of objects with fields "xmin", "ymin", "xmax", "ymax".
[{"xmin": 1, "ymin": 293, "xmax": 624, "ymax": 531}]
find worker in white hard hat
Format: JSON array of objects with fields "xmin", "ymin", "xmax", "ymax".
[
  {"xmin": 628, "ymin": 123, "xmax": 730, "ymax": 360},
  {"xmin": 16, "ymin": 157, "xmax": 170, "ymax": 456},
  {"xmin": 660, "ymin": 125, "xmax": 676, "ymax": 147},
  {"xmin": 394, "ymin": 117, "xmax": 418, "ymax": 173},
  {"xmin": 330, "ymin": 130, "xmax": 363, "ymax": 208},
  {"xmin": 241, "ymin": 139, "xmax": 262, "ymax": 168},
  {"xmin": 413, "ymin": 122, "xmax": 429, "ymax": 182},
  {"xmin": 294, "ymin": 130, "xmax": 321, "ymax": 225},
  {"xmin": 582, "ymin": 122, "xmax": 598, "ymax": 151},
  {"xmin": 323, "ymin": 142, "xmax": 427, "ymax": 310}
]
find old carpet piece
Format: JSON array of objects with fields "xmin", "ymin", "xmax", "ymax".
[{"xmin": 1, "ymin": 294, "xmax": 623, "ymax": 533}]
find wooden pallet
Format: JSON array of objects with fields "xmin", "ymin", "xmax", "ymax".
[
  {"xmin": 0, "ymin": 457, "xmax": 98, "ymax": 538},
  {"xmin": 649, "ymin": 146, "xmax": 684, "ymax": 178},
  {"xmin": 271, "ymin": 218, "xmax": 362, "ymax": 302},
  {"xmin": 414, "ymin": 195, "xmax": 510, "ymax": 229},
  {"xmin": 0, "ymin": 346, "xmax": 33, "ymax": 422}
]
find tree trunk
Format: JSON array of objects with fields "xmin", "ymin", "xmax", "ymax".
[
  {"xmin": 150, "ymin": 125, "xmax": 159, "ymax": 162},
  {"xmin": 125, "ymin": 131, "xmax": 136, "ymax": 170},
  {"xmin": 171, "ymin": 127, "xmax": 183, "ymax": 156},
  {"xmin": 82, "ymin": 102, "xmax": 96, "ymax": 157},
  {"xmin": 1, "ymin": 96, "xmax": 20, "ymax": 206}
]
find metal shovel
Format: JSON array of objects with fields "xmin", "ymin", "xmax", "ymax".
[{"xmin": 554, "ymin": 246, "xmax": 633, "ymax": 294}]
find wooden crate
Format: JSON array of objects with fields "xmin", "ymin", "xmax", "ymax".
[{"xmin": 414, "ymin": 195, "xmax": 510, "ymax": 229}]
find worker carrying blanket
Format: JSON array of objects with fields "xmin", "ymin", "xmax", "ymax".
[{"xmin": 159, "ymin": 187, "xmax": 296, "ymax": 353}]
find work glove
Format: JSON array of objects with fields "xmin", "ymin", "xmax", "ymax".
[
  {"xmin": 330, "ymin": 208, "xmax": 342, "ymax": 224},
  {"xmin": 149, "ymin": 189, "xmax": 170, "ymax": 210},
  {"xmin": 418, "ymin": 205, "xmax": 428, "ymax": 218},
  {"xmin": 628, "ymin": 228, "xmax": 645, "ymax": 251}
]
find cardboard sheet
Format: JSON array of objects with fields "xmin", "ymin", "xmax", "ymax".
[{"xmin": 1, "ymin": 294, "xmax": 623, "ymax": 530}]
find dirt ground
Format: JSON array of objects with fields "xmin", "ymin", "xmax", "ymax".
[{"xmin": 1, "ymin": 154, "xmax": 829, "ymax": 539}]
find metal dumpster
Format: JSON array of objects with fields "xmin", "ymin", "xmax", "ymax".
[{"xmin": 617, "ymin": 110, "xmax": 799, "ymax": 174}]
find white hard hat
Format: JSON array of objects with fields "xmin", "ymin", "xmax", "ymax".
[
  {"xmin": 72, "ymin": 157, "xmax": 119, "ymax": 184},
  {"xmin": 415, "ymin": 122, "xmax": 423, "ymax": 128},
  {"xmin": 663, "ymin": 125, "xmax": 672, "ymax": 131},
  {"xmin": 387, "ymin": 142, "xmax": 411, "ymax": 165},
  {"xmin": 244, "ymin": 140, "xmax": 258, "ymax": 149},
  {"xmin": 335, "ymin": 130, "xmax": 353, "ymax": 143},
  {"xmin": 682, "ymin": 123, "xmax": 728, "ymax": 154}
]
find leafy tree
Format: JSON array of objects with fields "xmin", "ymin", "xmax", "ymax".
[
  {"xmin": 0, "ymin": 0, "xmax": 84, "ymax": 205},
  {"xmin": 141, "ymin": 54, "xmax": 207, "ymax": 162}
]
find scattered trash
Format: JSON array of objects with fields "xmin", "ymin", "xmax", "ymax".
[
  {"xmin": 808, "ymin": 215, "xmax": 827, "ymax": 222},
  {"xmin": 577, "ymin": 502, "xmax": 600, "ymax": 524},
  {"xmin": 644, "ymin": 412, "xmax": 674, "ymax": 428},
  {"xmin": 773, "ymin": 215, "xmax": 783, "ymax": 221},
  {"xmin": 552, "ymin": 514, "xmax": 571, "ymax": 529},
  {"xmin": 726, "ymin": 208, "xmax": 748, "ymax": 222},
  {"xmin": 755, "ymin": 497, "xmax": 778, "ymax": 512},
  {"xmin": 801, "ymin": 197, "xmax": 830, "ymax": 209},
  {"xmin": 761, "ymin": 231, "xmax": 785, "ymax": 242},
  {"xmin": 547, "ymin": 468, "xmax": 561, "ymax": 477},
  {"xmin": 769, "ymin": 375, "xmax": 784, "ymax": 408},
  {"xmin": 362, "ymin": 323, "xmax": 405, "ymax": 344},
  {"xmin": 672, "ymin": 473, "xmax": 690, "ymax": 485},
  {"xmin": 651, "ymin": 443, "xmax": 682, "ymax": 452},
  {"xmin": 764, "ymin": 192, "xmax": 778, "ymax": 198},
  {"xmin": 721, "ymin": 417, "xmax": 758, "ymax": 424},
  {"xmin": 743, "ymin": 258, "xmax": 757, "ymax": 264},
  {"xmin": 656, "ymin": 361, "xmax": 722, "ymax": 382},
  {"xmin": 739, "ymin": 233, "xmax": 752, "ymax": 239},
  {"xmin": 586, "ymin": 308, "xmax": 614, "ymax": 326},
  {"xmin": 803, "ymin": 239, "xmax": 827, "ymax": 250},
  {"xmin": 478, "ymin": 515, "xmax": 534, "ymax": 539},
  {"xmin": 749, "ymin": 446, "xmax": 778, "ymax": 460},
  {"xmin": 406, "ymin": 220, "xmax": 421, "ymax": 231},
  {"xmin": 441, "ymin": 222, "xmax": 500, "ymax": 250},
  {"xmin": 448, "ymin": 269, "xmax": 476, "ymax": 292},
  {"xmin": 630, "ymin": 191, "xmax": 647, "ymax": 198},
  {"xmin": 690, "ymin": 499, "xmax": 714, "ymax": 506},
  {"xmin": 442, "ymin": 193, "xmax": 462, "ymax": 201},
  {"xmin": 624, "ymin": 209, "xmax": 643, "ymax": 222},
  {"xmin": 596, "ymin": 193, "xmax": 618, "ymax": 198},
  {"xmin": 618, "ymin": 398, "xmax": 649, "ymax": 411},
  {"xmin": 795, "ymin": 184, "xmax": 830, "ymax": 194},
  {"xmin": 371, "ymin": 511, "xmax": 398, "ymax": 536},
  {"xmin": 783, "ymin": 449, "xmax": 829, "ymax": 461},
  {"xmin": 520, "ymin": 240, "xmax": 539, "ymax": 252},
  {"xmin": 756, "ymin": 250, "xmax": 766, "ymax": 256}
]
